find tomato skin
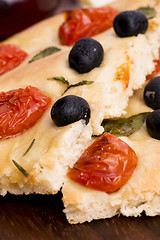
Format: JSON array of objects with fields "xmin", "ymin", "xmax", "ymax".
[
  {"xmin": 68, "ymin": 133, "xmax": 138, "ymax": 193},
  {"xmin": 59, "ymin": 7, "xmax": 119, "ymax": 46},
  {"xmin": 0, "ymin": 44, "xmax": 28, "ymax": 76},
  {"xmin": 115, "ymin": 62, "xmax": 130, "ymax": 88},
  {"xmin": 146, "ymin": 52, "xmax": 160, "ymax": 80},
  {"xmin": 0, "ymin": 86, "xmax": 51, "ymax": 139}
]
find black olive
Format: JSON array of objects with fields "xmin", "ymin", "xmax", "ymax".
[
  {"xmin": 144, "ymin": 77, "xmax": 160, "ymax": 110},
  {"xmin": 146, "ymin": 110, "xmax": 160, "ymax": 139},
  {"xmin": 51, "ymin": 95, "xmax": 90, "ymax": 126},
  {"xmin": 69, "ymin": 37, "xmax": 104, "ymax": 74},
  {"xmin": 113, "ymin": 10, "xmax": 148, "ymax": 38}
]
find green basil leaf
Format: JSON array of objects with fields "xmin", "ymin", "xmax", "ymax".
[
  {"xmin": 12, "ymin": 160, "xmax": 29, "ymax": 177},
  {"xmin": 102, "ymin": 112, "xmax": 150, "ymax": 137},
  {"xmin": 29, "ymin": 47, "xmax": 61, "ymax": 63},
  {"xmin": 137, "ymin": 7, "xmax": 156, "ymax": 19}
]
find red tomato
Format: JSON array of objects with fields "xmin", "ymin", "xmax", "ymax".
[
  {"xmin": 115, "ymin": 62, "xmax": 130, "ymax": 89},
  {"xmin": 146, "ymin": 51, "xmax": 160, "ymax": 80},
  {"xmin": 68, "ymin": 132, "xmax": 138, "ymax": 193},
  {"xmin": 0, "ymin": 86, "xmax": 51, "ymax": 139},
  {"xmin": 59, "ymin": 7, "xmax": 119, "ymax": 46},
  {"xmin": 0, "ymin": 44, "xmax": 28, "ymax": 76}
]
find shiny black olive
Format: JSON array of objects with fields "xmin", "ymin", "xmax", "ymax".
[
  {"xmin": 69, "ymin": 37, "xmax": 104, "ymax": 74},
  {"xmin": 51, "ymin": 95, "xmax": 90, "ymax": 126},
  {"xmin": 146, "ymin": 110, "xmax": 160, "ymax": 139},
  {"xmin": 144, "ymin": 77, "xmax": 160, "ymax": 110},
  {"xmin": 113, "ymin": 10, "xmax": 148, "ymax": 38}
]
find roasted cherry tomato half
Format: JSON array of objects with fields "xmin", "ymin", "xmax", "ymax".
[
  {"xmin": 68, "ymin": 132, "xmax": 138, "ymax": 193},
  {"xmin": 59, "ymin": 7, "xmax": 119, "ymax": 46},
  {"xmin": 0, "ymin": 86, "xmax": 51, "ymax": 139},
  {"xmin": 0, "ymin": 44, "xmax": 28, "ymax": 76}
]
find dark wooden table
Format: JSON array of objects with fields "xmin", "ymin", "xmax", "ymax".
[
  {"xmin": 53, "ymin": 0, "xmax": 81, "ymax": 14},
  {"xmin": 1, "ymin": 0, "xmax": 160, "ymax": 239},
  {"xmin": 1, "ymin": 192, "xmax": 160, "ymax": 240}
]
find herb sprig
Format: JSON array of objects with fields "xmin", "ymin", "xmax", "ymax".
[
  {"xmin": 48, "ymin": 76, "xmax": 94, "ymax": 94},
  {"xmin": 12, "ymin": 139, "xmax": 36, "ymax": 176},
  {"xmin": 12, "ymin": 160, "xmax": 29, "ymax": 177},
  {"xmin": 23, "ymin": 138, "xmax": 35, "ymax": 156}
]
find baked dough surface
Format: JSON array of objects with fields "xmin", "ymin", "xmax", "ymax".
[{"xmin": 0, "ymin": 0, "xmax": 160, "ymax": 225}]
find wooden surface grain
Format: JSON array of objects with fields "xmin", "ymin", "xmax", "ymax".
[
  {"xmin": 1, "ymin": 0, "xmax": 160, "ymax": 239},
  {"xmin": 1, "ymin": 192, "xmax": 160, "ymax": 240}
]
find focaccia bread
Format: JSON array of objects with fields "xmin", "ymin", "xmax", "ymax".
[
  {"xmin": 62, "ymin": 0, "xmax": 160, "ymax": 224},
  {"xmin": 63, "ymin": 86, "xmax": 160, "ymax": 223},
  {"xmin": 0, "ymin": 0, "xmax": 160, "ymax": 224}
]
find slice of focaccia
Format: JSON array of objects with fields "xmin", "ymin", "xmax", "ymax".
[
  {"xmin": 63, "ymin": 84, "xmax": 160, "ymax": 224},
  {"xmin": 0, "ymin": 0, "xmax": 159, "ymax": 203},
  {"xmin": 62, "ymin": 0, "xmax": 160, "ymax": 224}
]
